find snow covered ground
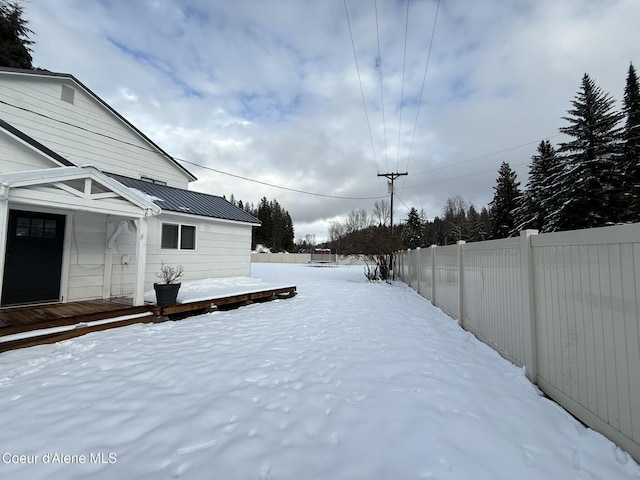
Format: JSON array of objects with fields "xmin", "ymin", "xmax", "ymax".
[{"xmin": 0, "ymin": 264, "xmax": 638, "ymax": 480}]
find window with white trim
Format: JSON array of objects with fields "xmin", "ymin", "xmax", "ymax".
[{"xmin": 161, "ymin": 223, "xmax": 196, "ymax": 250}]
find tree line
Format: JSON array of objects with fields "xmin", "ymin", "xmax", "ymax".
[
  {"xmin": 227, "ymin": 195, "xmax": 295, "ymax": 253},
  {"xmin": 402, "ymin": 64, "xmax": 640, "ymax": 247}
]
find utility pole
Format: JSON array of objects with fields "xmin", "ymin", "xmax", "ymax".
[{"xmin": 377, "ymin": 172, "xmax": 407, "ymax": 278}]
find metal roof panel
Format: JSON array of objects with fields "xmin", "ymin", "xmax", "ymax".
[{"xmin": 108, "ymin": 173, "xmax": 260, "ymax": 225}]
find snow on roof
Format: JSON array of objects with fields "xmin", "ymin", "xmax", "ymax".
[{"xmin": 127, "ymin": 187, "xmax": 164, "ymax": 204}]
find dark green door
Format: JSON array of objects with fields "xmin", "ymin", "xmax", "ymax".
[{"xmin": 1, "ymin": 210, "xmax": 66, "ymax": 306}]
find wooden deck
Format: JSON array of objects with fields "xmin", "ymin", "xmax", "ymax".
[
  {"xmin": 0, "ymin": 286, "xmax": 296, "ymax": 353},
  {"xmin": 0, "ymin": 298, "xmax": 149, "ymax": 334}
]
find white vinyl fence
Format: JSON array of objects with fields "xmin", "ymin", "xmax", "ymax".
[
  {"xmin": 397, "ymin": 224, "xmax": 640, "ymax": 462},
  {"xmin": 251, "ymin": 253, "xmax": 366, "ymax": 265}
]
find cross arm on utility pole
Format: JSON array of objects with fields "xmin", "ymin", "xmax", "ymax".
[
  {"xmin": 377, "ymin": 172, "xmax": 408, "ymax": 181},
  {"xmin": 377, "ymin": 172, "xmax": 408, "ymax": 229}
]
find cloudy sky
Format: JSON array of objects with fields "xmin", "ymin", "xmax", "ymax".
[{"xmin": 24, "ymin": 0, "xmax": 640, "ymax": 242}]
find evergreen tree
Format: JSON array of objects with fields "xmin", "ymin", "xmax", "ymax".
[
  {"xmin": 514, "ymin": 140, "xmax": 561, "ymax": 232},
  {"xmin": 431, "ymin": 217, "xmax": 445, "ymax": 246},
  {"xmin": 546, "ymin": 74, "xmax": 623, "ymax": 231},
  {"xmin": 254, "ymin": 197, "xmax": 272, "ymax": 248},
  {"xmin": 478, "ymin": 207, "xmax": 491, "ymax": 240},
  {"xmin": 247, "ymin": 196, "xmax": 294, "ymax": 252},
  {"xmin": 489, "ymin": 162, "xmax": 521, "ymax": 239},
  {"xmin": 282, "ymin": 210, "xmax": 295, "ymax": 252},
  {"xmin": 466, "ymin": 204, "xmax": 484, "ymax": 242},
  {"xmin": 402, "ymin": 207, "xmax": 423, "ymax": 249},
  {"xmin": 0, "ymin": 1, "xmax": 34, "ymax": 69},
  {"xmin": 621, "ymin": 63, "xmax": 640, "ymax": 221},
  {"xmin": 270, "ymin": 199, "xmax": 285, "ymax": 250}
]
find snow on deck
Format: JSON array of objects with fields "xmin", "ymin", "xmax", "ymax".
[
  {"xmin": 0, "ymin": 264, "xmax": 637, "ymax": 480},
  {"xmin": 144, "ymin": 275, "xmax": 294, "ymax": 304}
]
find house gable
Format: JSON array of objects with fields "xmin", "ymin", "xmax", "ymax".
[{"xmin": 0, "ymin": 67, "xmax": 196, "ymax": 188}]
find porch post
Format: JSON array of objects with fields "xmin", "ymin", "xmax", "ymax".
[
  {"xmin": 0, "ymin": 186, "xmax": 8, "ymax": 302},
  {"xmin": 103, "ymin": 220, "xmax": 115, "ymax": 299},
  {"xmin": 133, "ymin": 217, "xmax": 148, "ymax": 306}
]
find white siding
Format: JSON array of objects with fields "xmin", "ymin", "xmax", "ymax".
[
  {"xmin": 0, "ymin": 131, "xmax": 58, "ymax": 172},
  {"xmin": 105, "ymin": 220, "xmax": 139, "ymax": 299},
  {"xmin": 66, "ymin": 213, "xmax": 257, "ymax": 300},
  {"xmin": 0, "ymin": 74, "xmax": 192, "ymax": 187},
  {"xmin": 67, "ymin": 212, "xmax": 107, "ymax": 301},
  {"xmin": 143, "ymin": 215, "xmax": 254, "ymax": 289}
]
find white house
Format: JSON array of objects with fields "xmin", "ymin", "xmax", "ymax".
[{"xmin": 0, "ymin": 67, "xmax": 260, "ymax": 307}]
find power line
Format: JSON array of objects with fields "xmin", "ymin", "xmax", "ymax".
[
  {"xmin": 396, "ymin": 0, "xmax": 410, "ymax": 173},
  {"xmin": 398, "ymin": 160, "xmax": 530, "ymax": 192},
  {"xmin": 404, "ymin": 0, "xmax": 440, "ymax": 178},
  {"xmin": 374, "ymin": 0, "xmax": 389, "ymax": 172},
  {"xmin": 400, "ymin": 127, "xmax": 640, "ymax": 191},
  {"xmin": 343, "ymin": 0, "xmax": 380, "ymax": 176},
  {"xmin": 411, "ymin": 136, "xmax": 563, "ymax": 177},
  {"xmin": 6, "ymin": 92, "xmax": 636, "ymax": 201},
  {"xmin": 0, "ymin": 99, "xmax": 151, "ymax": 152},
  {"xmin": 179, "ymin": 158, "xmax": 387, "ymax": 200},
  {"xmin": 394, "ymin": 192, "xmax": 411, "ymax": 211},
  {"xmin": 0, "ymin": 98, "xmax": 562, "ymax": 196},
  {"xmin": 0, "ymin": 99, "xmax": 386, "ymax": 200}
]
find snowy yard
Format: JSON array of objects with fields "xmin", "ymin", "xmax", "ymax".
[{"xmin": 0, "ymin": 264, "xmax": 638, "ymax": 480}]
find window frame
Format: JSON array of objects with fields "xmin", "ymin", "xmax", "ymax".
[{"xmin": 160, "ymin": 222, "xmax": 197, "ymax": 251}]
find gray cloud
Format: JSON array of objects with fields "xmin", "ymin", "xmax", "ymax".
[{"xmin": 26, "ymin": 0, "xmax": 640, "ymax": 241}]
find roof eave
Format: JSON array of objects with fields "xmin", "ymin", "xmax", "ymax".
[{"xmin": 0, "ymin": 118, "xmax": 75, "ymax": 167}]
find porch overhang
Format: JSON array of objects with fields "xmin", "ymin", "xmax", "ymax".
[
  {"xmin": 0, "ymin": 165, "xmax": 161, "ymax": 217},
  {"xmin": 0, "ymin": 166, "xmax": 161, "ymax": 307}
]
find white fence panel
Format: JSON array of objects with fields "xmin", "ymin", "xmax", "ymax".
[
  {"xmin": 531, "ymin": 224, "xmax": 640, "ymax": 459},
  {"xmin": 418, "ymin": 247, "xmax": 433, "ymax": 301},
  {"xmin": 405, "ymin": 249, "xmax": 420, "ymax": 291},
  {"xmin": 251, "ymin": 253, "xmax": 366, "ymax": 265},
  {"xmin": 397, "ymin": 223, "xmax": 640, "ymax": 461},
  {"xmin": 398, "ymin": 251, "xmax": 409, "ymax": 282},
  {"xmin": 434, "ymin": 244, "xmax": 459, "ymax": 319},
  {"xmin": 462, "ymin": 238, "xmax": 525, "ymax": 367}
]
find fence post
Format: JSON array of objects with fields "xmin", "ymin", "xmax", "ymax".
[
  {"xmin": 430, "ymin": 244, "xmax": 436, "ymax": 305},
  {"xmin": 416, "ymin": 247, "xmax": 421, "ymax": 295},
  {"xmin": 457, "ymin": 240, "xmax": 466, "ymax": 326},
  {"xmin": 520, "ymin": 229, "xmax": 539, "ymax": 383}
]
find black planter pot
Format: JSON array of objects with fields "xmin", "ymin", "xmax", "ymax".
[{"xmin": 154, "ymin": 282, "xmax": 181, "ymax": 307}]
